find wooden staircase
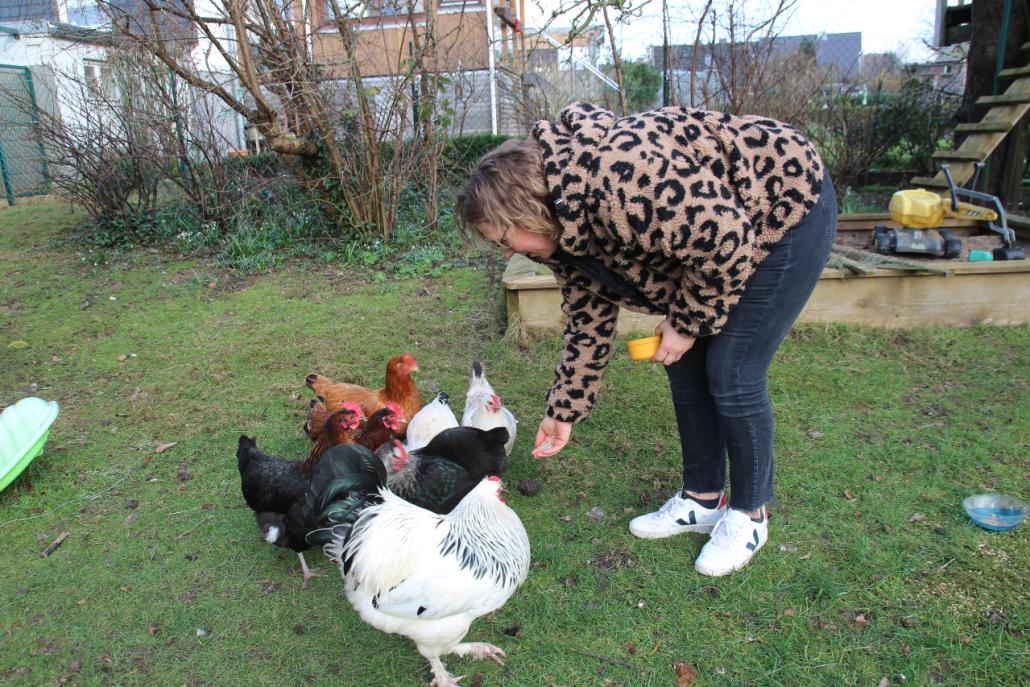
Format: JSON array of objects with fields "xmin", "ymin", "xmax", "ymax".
[{"xmin": 910, "ymin": 43, "xmax": 1030, "ymax": 190}]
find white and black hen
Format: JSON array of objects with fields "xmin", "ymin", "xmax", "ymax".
[{"xmin": 325, "ymin": 476, "xmax": 530, "ymax": 687}]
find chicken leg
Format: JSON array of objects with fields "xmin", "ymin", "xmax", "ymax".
[
  {"xmin": 451, "ymin": 643, "xmax": 506, "ymax": 665},
  {"xmin": 297, "ymin": 552, "xmax": 319, "ymax": 589},
  {"xmin": 428, "ymin": 657, "xmax": 463, "ymax": 687}
]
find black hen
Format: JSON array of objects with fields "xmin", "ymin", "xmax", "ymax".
[
  {"xmin": 236, "ymin": 440, "xmax": 387, "ymax": 585},
  {"xmin": 237, "ymin": 435, "xmax": 319, "ymax": 584},
  {"xmin": 235, "ymin": 434, "xmax": 376, "ymax": 585},
  {"xmin": 386, "ymin": 426, "xmax": 510, "ymax": 513}
]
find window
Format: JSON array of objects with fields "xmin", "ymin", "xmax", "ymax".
[
  {"xmin": 84, "ymin": 60, "xmax": 114, "ymax": 100},
  {"xmin": 66, "ymin": 0, "xmax": 104, "ymax": 27}
]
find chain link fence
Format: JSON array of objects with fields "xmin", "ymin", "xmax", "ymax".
[{"xmin": 0, "ymin": 64, "xmax": 49, "ymax": 206}]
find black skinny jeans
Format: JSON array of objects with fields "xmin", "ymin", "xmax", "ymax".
[{"xmin": 664, "ymin": 174, "xmax": 838, "ymax": 511}]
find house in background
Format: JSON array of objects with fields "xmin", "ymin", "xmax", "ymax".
[
  {"xmin": 307, "ymin": 0, "xmax": 614, "ymax": 135},
  {"xmin": 308, "ymin": 0, "xmax": 504, "ymax": 133},
  {"xmin": 860, "ymin": 52, "xmax": 902, "ymax": 82},
  {"xmin": 649, "ymin": 32, "xmax": 862, "ymax": 107},
  {"xmin": 1, "ymin": 2, "xmax": 108, "ymax": 115},
  {"xmin": 0, "ymin": 0, "xmax": 246, "ymax": 160},
  {"xmin": 909, "ymin": 44, "xmax": 967, "ymax": 97},
  {"xmin": 0, "ymin": 0, "xmax": 118, "ymax": 201}
]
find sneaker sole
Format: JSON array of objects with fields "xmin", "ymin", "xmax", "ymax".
[
  {"xmin": 693, "ymin": 539, "xmax": 766, "ymax": 576},
  {"xmin": 629, "ymin": 522, "xmax": 716, "ymax": 539}
]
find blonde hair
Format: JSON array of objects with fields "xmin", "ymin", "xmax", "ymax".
[{"xmin": 455, "ymin": 139, "xmax": 559, "ymax": 240}]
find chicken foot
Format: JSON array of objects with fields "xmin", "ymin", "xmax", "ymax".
[
  {"xmin": 297, "ymin": 552, "xmax": 319, "ymax": 589},
  {"xmin": 451, "ymin": 642, "xmax": 507, "ymax": 666},
  {"xmin": 427, "ymin": 657, "xmax": 463, "ymax": 687}
]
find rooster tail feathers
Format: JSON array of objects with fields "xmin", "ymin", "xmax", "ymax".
[
  {"xmin": 466, "ymin": 360, "xmax": 495, "ymax": 396},
  {"xmin": 314, "ymin": 523, "xmax": 352, "ymax": 559},
  {"xmin": 314, "ymin": 475, "xmax": 371, "ymax": 520},
  {"xmin": 302, "ymin": 444, "xmax": 386, "ymax": 549}
]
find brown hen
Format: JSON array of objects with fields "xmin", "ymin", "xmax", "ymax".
[
  {"xmin": 306, "ymin": 353, "xmax": 420, "ymax": 437},
  {"xmin": 308, "ymin": 403, "xmax": 364, "ymax": 463}
]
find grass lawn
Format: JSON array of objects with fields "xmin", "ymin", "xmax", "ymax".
[{"xmin": 1, "ymin": 200, "xmax": 1027, "ymax": 687}]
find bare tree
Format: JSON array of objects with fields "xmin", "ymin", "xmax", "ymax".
[
  {"xmin": 534, "ymin": 0, "xmax": 652, "ymax": 114},
  {"xmin": 660, "ymin": 0, "xmax": 676, "ymax": 106},
  {"xmin": 100, "ymin": 0, "xmax": 473, "ymax": 238},
  {"xmin": 693, "ymin": 0, "xmax": 803, "ymax": 114},
  {"xmin": 9, "ymin": 44, "xmax": 279, "ymax": 233}
]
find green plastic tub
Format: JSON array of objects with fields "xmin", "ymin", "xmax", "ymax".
[{"xmin": 0, "ymin": 397, "xmax": 59, "ymax": 493}]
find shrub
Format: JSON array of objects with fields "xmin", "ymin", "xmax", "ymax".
[{"xmin": 440, "ymin": 134, "xmax": 513, "ymax": 184}]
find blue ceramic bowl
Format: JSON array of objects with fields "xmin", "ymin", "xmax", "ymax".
[{"xmin": 962, "ymin": 494, "xmax": 1029, "ymax": 531}]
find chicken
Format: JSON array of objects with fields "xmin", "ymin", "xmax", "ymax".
[
  {"xmin": 405, "ymin": 392, "xmax": 459, "ymax": 452},
  {"xmin": 303, "ymin": 399, "xmax": 331, "ymax": 440},
  {"xmin": 461, "ymin": 361, "xmax": 517, "ymax": 455},
  {"xmin": 323, "ymin": 476, "xmax": 530, "ymax": 687},
  {"xmin": 308, "ymin": 403, "xmax": 365, "ymax": 462},
  {"xmin": 245, "ymin": 441, "xmax": 387, "ymax": 587},
  {"xmin": 237, "ymin": 432, "xmax": 349, "ymax": 587},
  {"xmin": 300, "ymin": 443, "xmax": 388, "ymax": 549},
  {"xmin": 354, "ymin": 402, "xmax": 406, "ymax": 452},
  {"xmin": 383, "ymin": 426, "xmax": 510, "ymax": 514},
  {"xmin": 306, "ymin": 353, "xmax": 421, "ymax": 437}
]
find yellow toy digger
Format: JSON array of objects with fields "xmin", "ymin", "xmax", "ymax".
[{"xmin": 876, "ymin": 163, "xmax": 1025, "ymax": 261}]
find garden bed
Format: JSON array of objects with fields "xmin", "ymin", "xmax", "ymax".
[{"xmin": 503, "ymin": 213, "xmax": 1030, "ymax": 331}]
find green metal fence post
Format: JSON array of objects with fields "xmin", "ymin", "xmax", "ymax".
[
  {"xmin": 0, "ymin": 140, "xmax": 16, "ymax": 206},
  {"xmin": 22, "ymin": 67, "xmax": 51, "ymax": 191}
]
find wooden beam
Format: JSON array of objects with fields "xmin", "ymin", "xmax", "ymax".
[
  {"xmin": 836, "ymin": 213, "xmax": 976, "ymax": 231},
  {"xmin": 999, "ymin": 65, "xmax": 1030, "ymax": 79},
  {"xmin": 932, "ymin": 149, "xmax": 989, "ymax": 161},
  {"xmin": 977, "ymin": 93, "xmax": 1030, "ymax": 106},
  {"xmin": 909, "ymin": 176, "xmax": 950, "ymax": 189},
  {"xmin": 1008, "ymin": 213, "xmax": 1030, "ymax": 229},
  {"xmin": 954, "ymin": 121, "xmax": 1013, "ymax": 133},
  {"xmin": 504, "ymin": 253, "xmax": 1030, "ymax": 331}
]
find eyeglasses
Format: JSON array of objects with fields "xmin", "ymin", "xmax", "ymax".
[{"xmin": 484, "ymin": 226, "xmax": 513, "ymax": 250}]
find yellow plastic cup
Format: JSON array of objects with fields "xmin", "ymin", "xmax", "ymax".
[{"xmin": 626, "ymin": 335, "xmax": 661, "ymax": 361}]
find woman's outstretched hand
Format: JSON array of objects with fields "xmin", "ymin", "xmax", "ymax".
[
  {"xmin": 652, "ymin": 318, "xmax": 696, "ymax": 365},
  {"xmin": 532, "ymin": 417, "xmax": 572, "ymax": 459}
]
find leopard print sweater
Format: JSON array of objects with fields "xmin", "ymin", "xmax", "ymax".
[{"xmin": 530, "ymin": 102, "xmax": 824, "ymax": 424}]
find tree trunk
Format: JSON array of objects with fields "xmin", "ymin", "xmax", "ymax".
[{"xmin": 601, "ymin": 6, "xmax": 628, "ymax": 116}]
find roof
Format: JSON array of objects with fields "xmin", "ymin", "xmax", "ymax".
[
  {"xmin": 0, "ymin": 0, "xmax": 58, "ymax": 23},
  {"xmin": 651, "ymin": 32, "xmax": 863, "ymax": 76}
]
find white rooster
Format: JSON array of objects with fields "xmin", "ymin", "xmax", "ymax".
[
  {"xmin": 405, "ymin": 392, "xmax": 460, "ymax": 452},
  {"xmin": 461, "ymin": 362, "xmax": 517, "ymax": 456},
  {"xmin": 325, "ymin": 476, "xmax": 530, "ymax": 687}
]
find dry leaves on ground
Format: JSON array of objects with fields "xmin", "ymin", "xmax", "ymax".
[{"xmin": 674, "ymin": 661, "xmax": 698, "ymax": 686}]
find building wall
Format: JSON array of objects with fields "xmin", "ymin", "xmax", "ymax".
[
  {"xmin": 336, "ymin": 67, "xmax": 521, "ymax": 137},
  {"xmin": 0, "ymin": 24, "xmax": 107, "ymax": 127},
  {"xmin": 314, "ymin": 7, "xmax": 489, "ymax": 78}
]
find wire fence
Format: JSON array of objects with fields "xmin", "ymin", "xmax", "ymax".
[{"xmin": 0, "ymin": 64, "xmax": 49, "ymax": 205}]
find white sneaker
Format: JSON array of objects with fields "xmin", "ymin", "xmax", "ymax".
[
  {"xmin": 694, "ymin": 507, "xmax": 768, "ymax": 577},
  {"xmin": 629, "ymin": 491, "xmax": 727, "ymax": 539}
]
